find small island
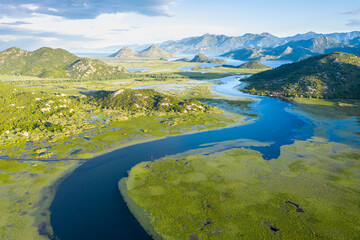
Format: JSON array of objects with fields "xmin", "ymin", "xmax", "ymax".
[{"xmin": 190, "ymin": 53, "xmax": 227, "ymax": 64}]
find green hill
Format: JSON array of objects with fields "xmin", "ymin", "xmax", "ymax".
[
  {"xmin": 0, "ymin": 83, "xmax": 79, "ymax": 134},
  {"xmin": 87, "ymin": 88, "xmax": 214, "ymax": 113},
  {"xmin": 190, "ymin": 53, "xmax": 227, "ymax": 64},
  {"xmin": 65, "ymin": 58, "xmax": 128, "ymax": 79},
  {"xmin": 0, "ymin": 83, "xmax": 216, "ymax": 136},
  {"xmin": 0, "ymin": 47, "xmax": 128, "ymax": 79},
  {"xmin": 223, "ymin": 61, "xmax": 272, "ymax": 70},
  {"xmin": 243, "ymin": 52, "xmax": 360, "ymax": 99},
  {"xmin": 238, "ymin": 61, "xmax": 272, "ymax": 69}
]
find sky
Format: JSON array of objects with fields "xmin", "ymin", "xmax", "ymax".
[{"xmin": 0, "ymin": 0, "xmax": 359, "ymax": 52}]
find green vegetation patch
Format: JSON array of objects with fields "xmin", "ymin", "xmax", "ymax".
[
  {"xmin": 124, "ymin": 138, "xmax": 360, "ymax": 239},
  {"xmin": 0, "ymin": 47, "xmax": 128, "ymax": 80},
  {"xmin": 243, "ymin": 52, "xmax": 360, "ymax": 99},
  {"xmin": 0, "ymin": 159, "xmax": 79, "ymax": 240},
  {"xmin": 0, "ymin": 83, "xmax": 79, "ymax": 135},
  {"xmin": 86, "ymin": 88, "xmax": 216, "ymax": 113},
  {"xmin": 1, "ymin": 81, "xmax": 243, "ymax": 160}
]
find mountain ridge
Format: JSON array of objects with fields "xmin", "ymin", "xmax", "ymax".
[
  {"xmin": 110, "ymin": 45, "xmax": 178, "ymax": 59},
  {"xmin": 157, "ymin": 31, "xmax": 360, "ymax": 55},
  {"xmin": 0, "ymin": 47, "xmax": 128, "ymax": 79},
  {"xmin": 221, "ymin": 36, "xmax": 360, "ymax": 61}
]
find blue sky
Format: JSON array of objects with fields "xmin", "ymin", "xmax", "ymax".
[{"xmin": 0, "ymin": 0, "xmax": 359, "ymax": 52}]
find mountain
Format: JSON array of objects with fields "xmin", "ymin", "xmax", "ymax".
[
  {"xmin": 190, "ymin": 53, "xmax": 227, "ymax": 63},
  {"xmin": 324, "ymin": 31, "xmax": 360, "ymax": 42},
  {"xmin": 157, "ymin": 31, "xmax": 360, "ymax": 55},
  {"xmin": 138, "ymin": 45, "xmax": 178, "ymax": 58},
  {"xmin": 65, "ymin": 58, "xmax": 128, "ymax": 79},
  {"xmin": 242, "ymin": 52, "xmax": 360, "ymax": 99},
  {"xmin": 159, "ymin": 33, "xmax": 284, "ymax": 55},
  {"xmin": 282, "ymin": 31, "xmax": 360, "ymax": 42},
  {"xmin": 284, "ymin": 31, "xmax": 323, "ymax": 42},
  {"xmin": 0, "ymin": 47, "xmax": 128, "ymax": 79},
  {"xmin": 234, "ymin": 61, "xmax": 272, "ymax": 70},
  {"xmin": 109, "ymin": 45, "xmax": 178, "ymax": 59},
  {"xmin": 221, "ymin": 48, "xmax": 264, "ymax": 60},
  {"xmin": 0, "ymin": 47, "xmax": 78, "ymax": 76},
  {"xmin": 222, "ymin": 36, "xmax": 360, "ymax": 61},
  {"xmin": 348, "ymin": 37, "xmax": 360, "ymax": 47},
  {"xmin": 284, "ymin": 36, "xmax": 341, "ymax": 53},
  {"xmin": 110, "ymin": 47, "xmax": 140, "ymax": 58}
]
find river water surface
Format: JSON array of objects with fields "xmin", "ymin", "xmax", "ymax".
[{"xmin": 50, "ymin": 75, "xmax": 314, "ymax": 239}]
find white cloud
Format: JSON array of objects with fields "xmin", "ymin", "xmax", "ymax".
[
  {"xmin": 0, "ymin": 0, "xmax": 178, "ymax": 19},
  {"xmin": 48, "ymin": 8, "xmax": 58, "ymax": 12},
  {"xmin": 0, "ymin": 12, "xmax": 234, "ymax": 51},
  {"xmin": 20, "ymin": 4, "xmax": 39, "ymax": 11}
]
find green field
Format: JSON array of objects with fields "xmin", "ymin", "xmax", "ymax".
[
  {"xmin": 0, "ymin": 159, "xmax": 79, "ymax": 240},
  {"xmin": 0, "ymin": 57, "xmax": 292, "ymax": 239},
  {"xmin": 123, "ymin": 137, "xmax": 360, "ymax": 239}
]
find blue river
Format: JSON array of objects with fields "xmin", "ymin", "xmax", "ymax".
[{"xmin": 50, "ymin": 76, "xmax": 313, "ymax": 240}]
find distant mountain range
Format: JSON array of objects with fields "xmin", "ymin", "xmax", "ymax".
[
  {"xmin": 157, "ymin": 31, "xmax": 360, "ymax": 55},
  {"xmin": 0, "ymin": 47, "xmax": 128, "ymax": 79},
  {"xmin": 110, "ymin": 45, "xmax": 178, "ymax": 59},
  {"xmin": 221, "ymin": 36, "xmax": 360, "ymax": 61},
  {"xmin": 242, "ymin": 52, "xmax": 360, "ymax": 99}
]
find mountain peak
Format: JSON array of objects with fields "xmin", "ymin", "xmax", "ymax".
[
  {"xmin": 137, "ymin": 45, "xmax": 178, "ymax": 58},
  {"xmin": 190, "ymin": 53, "xmax": 227, "ymax": 63},
  {"xmin": 110, "ymin": 47, "xmax": 139, "ymax": 58},
  {"xmin": 143, "ymin": 45, "xmax": 163, "ymax": 51}
]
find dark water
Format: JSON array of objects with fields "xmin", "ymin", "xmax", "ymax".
[{"xmin": 50, "ymin": 94, "xmax": 313, "ymax": 239}]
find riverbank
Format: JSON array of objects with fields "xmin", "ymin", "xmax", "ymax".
[
  {"xmin": 123, "ymin": 136, "xmax": 360, "ymax": 239},
  {"xmin": 119, "ymin": 178, "xmax": 163, "ymax": 240},
  {"xmin": 119, "ymin": 78, "xmax": 360, "ymax": 239},
  {"xmin": 0, "ymin": 159, "xmax": 80, "ymax": 239}
]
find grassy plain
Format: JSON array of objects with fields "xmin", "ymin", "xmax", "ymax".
[
  {"xmin": 123, "ymin": 137, "xmax": 360, "ymax": 239},
  {"xmin": 0, "ymin": 159, "xmax": 79, "ymax": 240}
]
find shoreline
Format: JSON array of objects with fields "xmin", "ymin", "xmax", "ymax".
[
  {"xmin": 33, "ymin": 161, "xmax": 82, "ymax": 239},
  {"xmin": 118, "ymin": 178, "xmax": 163, "ymax": 240},
  {"xmin": 0, "ymin": 111, "xmax": 256, "ymax": 162}
]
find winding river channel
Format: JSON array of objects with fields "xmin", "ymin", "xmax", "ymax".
[{"xmin": 50, "ymin": 75, "xmax": 314, "ymax": 239}]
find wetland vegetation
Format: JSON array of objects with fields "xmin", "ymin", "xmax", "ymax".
[
  {"xmin": 0, "ymin": 56, "xmax": 262, "ymax": 239},
  {"xmin": 0, "ymin": 47, "xmax": 359, "ymax": 240},
  {"xmin": 123, "ymin": 137, "xmax": 360, "ymax": 239},
  {"xmin": 118, "ymin": 54, "xmax": 360, "ymax": 239}
]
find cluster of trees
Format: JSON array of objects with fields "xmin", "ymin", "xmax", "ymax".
[
  {"xmin": 86, "ymin": 88, "xmax": 214, "ymax": 113},
  {"xmin": 0, "ymin": 83, "xmax": 78, "ymax": 135}
]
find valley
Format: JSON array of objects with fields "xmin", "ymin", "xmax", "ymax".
[{"xmin": 0, "ymin": 29, "xmax": 359, "ymax": 240}]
